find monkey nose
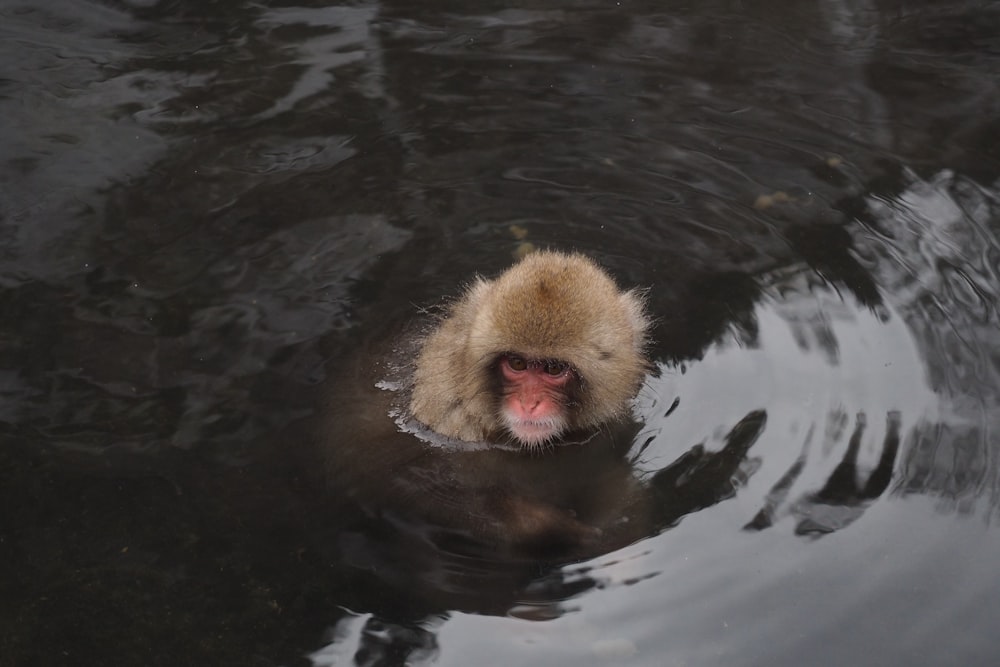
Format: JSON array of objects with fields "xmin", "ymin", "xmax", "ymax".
[{"xmin": 520, "ymin": 396, "xmax": 543, "ymax": 416}]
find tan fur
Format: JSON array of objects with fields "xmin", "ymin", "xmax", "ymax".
[{"xmin": 409, "ymin": 251, "xmax": 650, "ymax": 444}]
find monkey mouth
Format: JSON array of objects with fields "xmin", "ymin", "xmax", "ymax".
[{"xmin": 504, "ymin": 416, "xmax": 565, "ymax": 447}]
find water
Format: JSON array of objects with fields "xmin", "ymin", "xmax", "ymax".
[{"xmin": 2, "ymin": 1, "xmax": 999, "ymax": 665}]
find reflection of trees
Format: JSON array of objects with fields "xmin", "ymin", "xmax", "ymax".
[
  {"xmin": 648, "ymin": 410, "xmax": 767, "ymax": 527},
  {"xmin": 854, "ymin": 170, "xmax": 1000, "ymax": 516},
  {"xmin": 311, "ymin": 614, "xmax": 443, "ymax": 667},
  {"xmin": 746, "ymin": 411, "xmax": 901, "ymax": 535}
]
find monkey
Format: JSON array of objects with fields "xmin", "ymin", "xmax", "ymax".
[
  {"xmin": 313, "ymin": 251, "xmax": 764, "ymax": 570},
  {"xmin": 409, "ymin": 251, "xmax": 650, "ymax": 447}
]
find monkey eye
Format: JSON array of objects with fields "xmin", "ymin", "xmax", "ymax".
[
  {"xmin": 506, "ymin": 355, "xmax": 528, "ymax": 372},
  {"xmin": 543, "ymin": 361, "xmax": 569, "ymax": 376}
]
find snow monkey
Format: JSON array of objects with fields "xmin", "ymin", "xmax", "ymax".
[{"xmin": 409, "ymin": 251, "xmax": 650, "ymax": 448}]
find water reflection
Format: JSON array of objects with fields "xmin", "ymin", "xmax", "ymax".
[
  {"xmin": 746, "ymin": 411, "xmax": 901, "ymax": 535},
  {"xmin": 858, "ymin": 169, "xmax": 1000, "ymax": 516},
  {"xmin": 254, "ymin": 4, "xmax": 383, "ymax": 118},
  {"xmin": 2, "ymin": 0, "xmax": 1000, "ymax": 666}
]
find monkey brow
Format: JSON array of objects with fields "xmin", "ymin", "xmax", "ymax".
[{"xmin": 494, "ymin": 352, "xmax": 575, "ymax": 368}]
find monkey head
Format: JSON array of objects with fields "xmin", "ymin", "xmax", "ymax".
[{"xmin": 409, "ymin": 251, "xmax": 650, "ymax": 449}]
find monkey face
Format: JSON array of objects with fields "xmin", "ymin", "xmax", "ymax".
[{"xmin": 497, "ymin": 354, "xmax": 576, "ymax": 447}]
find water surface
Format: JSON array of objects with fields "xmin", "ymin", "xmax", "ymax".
[{"xmin": 2, "ymin": 1, "xmax": 999, "ymax": 665}]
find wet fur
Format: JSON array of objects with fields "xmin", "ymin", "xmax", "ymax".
[{"xmin": 409, "ymin": 251, "xmax": 650, "ymax": 445}]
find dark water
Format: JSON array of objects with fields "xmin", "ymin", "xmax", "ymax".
[{"xmin": 2, "ymin": 0, "xmax": 1000, "ymax": 665}]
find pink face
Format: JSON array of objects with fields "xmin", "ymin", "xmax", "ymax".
[{"xmin": 498, "ymin": 354, "xmax": 574, "ymax": 446}]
